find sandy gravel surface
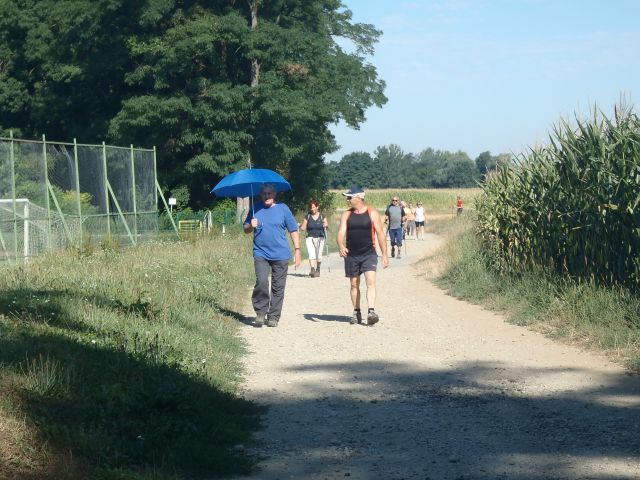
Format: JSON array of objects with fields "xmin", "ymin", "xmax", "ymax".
[{"xmin": 235, "ymin": 234, "xmax": 640, "ymax": 480}]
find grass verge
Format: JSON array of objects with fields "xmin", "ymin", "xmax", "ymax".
[
  {"xmin": 0, "ymin": 233, "xmax": 261, "ymax": 479},
  {"xmin": 429, "ymin": 215, "xmax": 640, "ymax": 371}
]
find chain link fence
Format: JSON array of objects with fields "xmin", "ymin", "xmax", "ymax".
[{"xmin": 0, "ymin": 133, "xmax": 178, "ymax": 263}]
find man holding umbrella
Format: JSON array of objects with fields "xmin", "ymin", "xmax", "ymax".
[{"xmin": 243, "ymin": 183, "xmax": 301, "ymax": 327}]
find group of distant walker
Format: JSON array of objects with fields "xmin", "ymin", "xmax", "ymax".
[{"xmin": 242, "ymin": 184, "xmax": 461, "ymax": 329}]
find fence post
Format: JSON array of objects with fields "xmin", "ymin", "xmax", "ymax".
[
  {"xmin": 42, "ymin": 134, "xmax": 52, "ymax": 249},
  {"xmin": 130, "ymin": 144, "xmax": 138, "ymax": 243},
  {"xmin": 102, "ymin": 142, "xmax": 111, "ymax": 238},
  {"xmin": 73, "ymin": 138, "xmax": 82, "ymax": 249},
  {"xmin": 9, "ymin": 130, "xmax": 18, "ymax": 261},
  {"xmin": 153, "ymin": 146, "xmax": 158, "ymax": 211}
]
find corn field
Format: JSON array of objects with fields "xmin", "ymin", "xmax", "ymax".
[{"xmin": 476, "ymin": 105, "xmax": 640, "ymax": 291}]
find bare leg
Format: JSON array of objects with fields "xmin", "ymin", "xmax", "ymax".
[
  {"xmin": 364, "ymin": 270, "xmax": 377, "ymax": 309},
  {"xmin": 350, "ymin": 276, "xmax": 361, "ymax": 309}
]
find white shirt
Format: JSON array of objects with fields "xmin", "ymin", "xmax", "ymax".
[{"xmin": 414, "ymin": 206, "xmax": 425, "ymax": 222}]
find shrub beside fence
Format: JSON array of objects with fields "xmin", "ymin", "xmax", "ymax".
[{"xmin": 476, "ymin": 106, "xmax": 640, "ymax": 291}]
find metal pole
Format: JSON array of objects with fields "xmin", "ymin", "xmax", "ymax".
[
  {"xmin": 9, "ymin": 131, "xmax": 18, "ymax": 261},
  {"xmin": 23, "ymin": 201, "xmax": 29, "ymax": 258},
  {"xmin": 130, "ymin": 144, "xmax": 138, "ymax": 243},
  {"xmin": 73, "ymin": 138, "xmax": 82, "ymax": 249},
  {"xmin": 102, "ymin": 141, "xmax": 111, "ymax": 238},
  {"xmin": 152, "ymin": 146, "xmax": 158, "ymax": 211},
  {"xmin": 42, "ymin": 135, "xmax": 52, "ymax": 249}
]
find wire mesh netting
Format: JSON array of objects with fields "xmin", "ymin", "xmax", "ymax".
[{"xmin": 0, "ymin": 136, "xmax": 159, "ymax": 262}]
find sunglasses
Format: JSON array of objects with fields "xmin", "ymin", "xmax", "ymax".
[{"xmin": 346, "ymin": 196, "xmax": 353, "ymax": 200}]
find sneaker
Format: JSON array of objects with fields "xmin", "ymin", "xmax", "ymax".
[
  {"xmin": 255, "ymin": 313, "xmax": 265, "ymax": 327},
  {"xmin": 366, "ymin": 310, "xmax": 379, "ymax": 326},
  {"xmin": 309, "ymin": 268, "xmax": 316, "ymax": 277},
  {"xmin": 267, "ymin": 317, "xmax": 279, "ymax": 327},
  {"xmin": 391, "ymin": 247, "xmax": 395, "ymax": 258},
  {"xmin": 351, "ymin": 310, "xmax": 363, "ymax": 325}
]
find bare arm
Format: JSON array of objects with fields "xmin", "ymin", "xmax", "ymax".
[
  {"xmin": 290, "ymin": 230, "xmax": 302, "ymax": 267},
  {"xmin": 370, "ymin": 209, "xmax": 389, "ymax": 268},
  {"xmin": 336, "ymin": 211, "xmax": 350, "ymax": 257},
  {"xmin": 300, "ymin": 217, "xmax": 308, "ymax": 232}
]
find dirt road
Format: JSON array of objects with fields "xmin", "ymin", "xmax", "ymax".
[{"xmin": 235, "ymin": 234, "xmax": 640, "ymax": 479}]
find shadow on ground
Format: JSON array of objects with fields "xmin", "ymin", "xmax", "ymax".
[
  {"xmin": 241, "ymin": 359, "xmax": 640, "ymax": 479},
  {"xmin": 0, "ymin": 289, "xmax": 262, "ymax": 479},
  {"xmin": 303, "ymin": 313, "xmax": 352, "ymax": 323}
]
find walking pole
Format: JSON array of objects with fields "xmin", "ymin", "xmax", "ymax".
[{"xmin": 322, "ymin": 225, "xmax": 331, "ymax": 272}]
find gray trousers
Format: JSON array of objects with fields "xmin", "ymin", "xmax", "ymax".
[{"xmin": 252, "ymin": 257, "xmax": 289, "ymax": 321}]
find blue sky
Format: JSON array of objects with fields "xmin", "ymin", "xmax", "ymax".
[{"xmin": 327, "ymin": 0, "xmax": 640, "ymax": 162}]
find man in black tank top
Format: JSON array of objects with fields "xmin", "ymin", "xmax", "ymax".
[{"xmin": 337, "ymin": 187, "xmax": 389, "ymax": 326}]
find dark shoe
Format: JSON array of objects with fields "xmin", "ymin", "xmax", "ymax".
[
  {"xmin": 351, "ymin": 310, "xmax": 363, "ymax": 325},
  {"xmin": 255, "ymin": 313, "xmax": 265, "ymax": 327},
  {"xmin": 315, "ymin": 264, "xmax": 321, "ymax": 277},
  {"xmin": 391, "ymin": 247, "xmax": 395, "ymax": 258},
  {"xmin": 366, "ymin": 310, "xmax": 379, "ymax": 326},
  {"xmin": 267, "ymin": 317, "xmax": 279, "ymax": 327},
  {"xmin": 309, "ymin": 267, "xmax": 316, "ymax": 277}
]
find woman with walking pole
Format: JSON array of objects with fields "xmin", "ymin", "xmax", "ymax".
[{"xmin": 300, "ymin": 199, "xmax": 329, "ymax": 277}]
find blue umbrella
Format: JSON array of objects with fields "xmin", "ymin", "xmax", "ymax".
[{"xmin": 211, "ymin": 168, "xmax": 291, "ymax": 198}]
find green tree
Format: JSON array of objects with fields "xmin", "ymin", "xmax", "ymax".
[
  {"xmin": 475, "ymin": 150, "xmax": 496, "ymax": 177},
  {"xmin": 109, "ymin": 0, "xmax": 388, "ymax": 209},
  {"xmin": 371, "ymin": 144, "xmax": 414, "ymax": 188},
  {"xmin": 328, "ymin": 151, "xmax": 375, "ymax": 188},
  {"xmin": 431, "ymin": 151, "xmax": 477, "ymax": 188},
  {"xmin": 0, "ymin": 0, "xmax": 387, "ymax": 210}
]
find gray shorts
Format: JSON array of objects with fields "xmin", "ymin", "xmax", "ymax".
[{"xmin": 344, "ymin": 251, "xmax": 378, "ymax": 277}]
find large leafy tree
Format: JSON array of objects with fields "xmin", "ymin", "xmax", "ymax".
[
  {"xmin": 0, "ymin": 0, "xmax": 387, "ymax": 209},
  {"xmin": 327, "ymin": 151, "xmax": 375, "ymax": 188},
  {"xmin": 371, "ymin": 144, "xmax": 414, "ymax": 188}
]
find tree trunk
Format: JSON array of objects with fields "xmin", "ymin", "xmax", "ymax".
[{"xmin": 238, "ymin": 0, "xmax": 260, "ymax": 223}]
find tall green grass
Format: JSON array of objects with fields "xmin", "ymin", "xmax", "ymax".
[
  {"xmin": 0, "ymin": 233, "xmax": 260, "ymax": 479},
  {"xmin": 433, "ymin": 215, "xmax": 640, "ymax": 370},
  {"xmin": 476, "ymin": 105, "xmax": 640, "ymax": 291}
]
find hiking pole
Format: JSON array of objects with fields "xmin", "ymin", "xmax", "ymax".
[{"xmin": 322, "ymin": 225, "xmax": 331, "ymax": 272}]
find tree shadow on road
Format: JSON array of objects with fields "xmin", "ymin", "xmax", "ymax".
[
  {"xmin": 0, "ymin": 293, "xmax": 262, "ymax": 479},
  {"xmin": 244, "ymin": 359, "xmax": 640, "ymax": 479}
]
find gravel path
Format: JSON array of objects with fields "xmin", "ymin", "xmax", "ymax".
[{"xmin": 235, "ymin": 234, "xmax": 640, "ymax": 480}]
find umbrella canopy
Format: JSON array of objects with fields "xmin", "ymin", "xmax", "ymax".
[{"xmin": 211, "ymin": 168, "xmax": 291, "ymax": 198}]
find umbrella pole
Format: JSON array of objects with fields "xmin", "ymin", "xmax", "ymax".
[{"xmin": 250, "ymin": 184, "xmax": 254, "ymax": 217}]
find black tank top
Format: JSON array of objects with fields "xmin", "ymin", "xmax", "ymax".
[
  {"xmin": 306, "ymin": 213, "xmax": 325, "ymax": 238},
  {"xmin": 346, "ymin": 209, "xmax": 374, "ymax": 256}
]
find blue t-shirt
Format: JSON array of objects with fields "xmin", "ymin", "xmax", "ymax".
[{"xmin": 244, "ymin": 202, "xmax": 298, "ymax": 260}]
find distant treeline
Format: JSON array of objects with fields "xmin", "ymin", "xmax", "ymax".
[{"xmin": 327, "ymin": 145, "xmax": 512, "ymax": 189}]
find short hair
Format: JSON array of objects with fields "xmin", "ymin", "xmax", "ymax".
[
  {"xmin": 261, "ymin": 183, "xmax": 276, "ymax": 193},
  {"xmin": 308, "ymin": 198, "xmax": 320, "ymax": 209}
]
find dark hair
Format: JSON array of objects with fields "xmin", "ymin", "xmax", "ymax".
[{"xmin": 308, "ymin": 198, "xmax": 320, "ymax": 209}]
